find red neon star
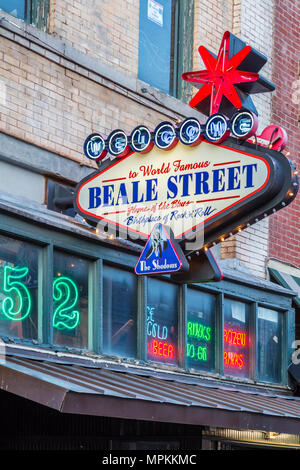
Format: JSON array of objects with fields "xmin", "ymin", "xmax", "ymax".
[{"xmin": 182, "ymin": 32, "xmax": 259, "ymax": 116}]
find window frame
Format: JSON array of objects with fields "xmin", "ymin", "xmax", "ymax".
[
  {"xmin": 138, "ymin": 0, "xmax": 194, "ymax": 101},
  {"xmin": 0, "ymin": 209, "xmax": 294, "ymax": 387},
  {"xmin": 145, "ymin": 275, "xmax": 182, "ymax": 368},
  {"xmin": 256, "ymin": 302, "xmax": 289, "ymax": 386},
  {"xmin": 101, "ymin": 261, "xmax": 139, "ymax": 360},
  {"xmin": 185, "ymin": 285, "xmax": 218, "ymax": 374},
  {"xmin": 0, "ymin": 0, "xmax": 49, "ymax": 31}
]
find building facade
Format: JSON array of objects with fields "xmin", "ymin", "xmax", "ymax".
[{"xmin": 0, "ymin": 0, "xmax": 299, "ymax": 451}]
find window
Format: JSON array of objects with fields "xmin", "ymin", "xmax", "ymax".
[
  {"xmin": 53, "ymin": 250, "xmax": 89, "ymax": 349},
  {"xmin": 258, "ymin": 307, "xmax": 282, "ymax": 383},
  {"xmin": 0, "ymin": 234, "xmax": 39, "ymax": 341},
  {"xmin": 186, "ymin": 288, "xmax": 215, "ymax": 372},
  {"xmin": 0, "ymin": 0, "xmax": 25, "ymax": 19},
  {"xmin": 103, "ymin": 265, "xmax": 137, "ymax": 358},
  {"xmin": 224, "ymin": 299, "xmax": 249, "ymax": 378},
  {"xmin": 0, "ymin": 223, "xmax": 292, "ymax": 387},
  {"xmin": 138, "ymin": 0, "xmax": 194, "ymax": 100},
  {"xmin": 0, "ymin": 0, "xmax": 49, "ymax": 31},
  {"xmin": 147, "ymin": 278, "xmax": 178, "ymax": 365},
  {"xmin": 47, "ymin": 179, "xmax": 76, "ymax": 218}
]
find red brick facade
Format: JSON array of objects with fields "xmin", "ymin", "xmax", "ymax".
[{"xmin": 270, "ymin": 0, "xmax": 300, "ymax": 267}]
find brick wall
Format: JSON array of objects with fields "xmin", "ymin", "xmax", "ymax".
[
  {"xmin": 269, "ymin": 0, "xmax": 300, "ymax": 267},
  {"xmin": 220, "ymin": 0, "xmax": 274, "ymax": 278},
  {"xmin": 0, "ymin": 35, "xmax": 173, "ymax": 165},
  {"xmin": 51, "ymin": 0, "xmax": 140, "ymax": 78},
  {"xmin": 191, "ymin": 0, "xmax": 280, "ymax": 278},
  {"xmin": 193, "ymin": 0, "xmax": 234, "ymax": 70}
]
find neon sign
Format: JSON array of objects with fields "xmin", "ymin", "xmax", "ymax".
[
  {"xmin": 182, "ymin": 31, "xmax": 275, "ymax": 118},
  {"xmin": 224, "ymin": 351, "xmax": 244, "ymax": 369},
  {"xmin": 187, "ymin": 321, "xmax": 212, "ymax": 364},
  {"xmin": 154, "ymin": 122, "xmax": 178, "ymax": 150},
  {"xmin": 83, "ymin": 133, "xmax": 107, "ymax": 161},
  {"xmin": 178, "ymin": 118, "xmax": 203, "ymax": 146},
  {"xmin": 53, "ymin": 276, "xmax": 80, "ymax": 330},
  {"xmin": 187, "ymin": 321, "xmax": 211, "ymax": 342},
  {"xmin": 0, "ymin": 265, "xmax": 81, "ymax": 332},
  {"xmin": 83, "ymin": 111, "xmax": 259, "ymax": 162},
  {"xmin": 2, "ymin": 266, "xmax": 32, "ymax": 321},
  {"xmin": 224, "ymin": 328, "xmax": 247, "ymax": 347},
  {"xmin": 149, "ymin": 339, "xmax": 175, "ymax": 359},
  {"xmin": 146, "ymin": 306, "xmax": 168, "ymax": 339},
  {"xmin": 230, "ymin": 111, "xmax": 258, "ymax": 139},
  {"xmin": 146, "ymin": 305, "xmax": 176, "ymax": 362},
  {"xmin": 130, "ymin": 125, "xmax": 154, "ymax": 154},
  {"xmin": 107, "ymin": 129, "xmax": 131, "ymax": 158},
  {"xmin": 204, "ymin": 114, "xmax": 230, "ymax": 143},
  {"xmin": 187, "ymin": 343, "xmax": 208, "ymax": 362},
  {"xmin": 224, "ymin": 327, "xmax": 247, "ymax": 370}
]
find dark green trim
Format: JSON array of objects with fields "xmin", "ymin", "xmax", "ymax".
[
  {"xmin": 178, "ymin": 284, "xmax": 187, "ymax": 369},
  {"xmin": 250, "ymin": 302, "xmax": 258, "ymax": 382},
  {"xmin": 90, "ymin": 258, "xmax": 102, "ymax": 354},
  {"xmin": 215, "ymin": 293, "xmax": 224, "ymax": 376},
  {"xmin": 29, "ymin": 0, "xmax": 49, "ymax": 31},
  {"xmin": 282, "ymin": 309, "xmax": 289, "ymax": 386},
  {"xmin": 287, "ymin": 306, "xmax": 295, "ymax": 368},
  {"xmin": 38, "ymin": 244, "xmax": 53, "ymax": 345},
  {"xmin": 25, "ymin": 0, "xmax": 31, "ymax": 23},
  {"xmin": 175, "ymin": 0, "xmax": 194, "ymax": 102},
  {"xmin": 268, "ymin": 268, "xmax": 300, "ymax": 308},
  {"xmin": 137, "ymin": 275, "xmax": 147, "ymax": 361}
]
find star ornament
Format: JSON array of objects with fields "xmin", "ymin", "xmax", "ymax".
[{"xmin": 182, "ymin": 31, "xmax": 275, "ymax": 118}]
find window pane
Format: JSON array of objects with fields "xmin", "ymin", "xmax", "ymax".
[
  {"xmin": 186, "ymin": 289, "xmax": 215, "ymax": 372},
  {"xmin": 138, "ymin": 0, "xmax": 174, "ymax": 94},
  {"xmin": 103, "ymin": 266, "xmax": 137, "ymax": 358},
  {"xmin": 53, "ymin": 251, "xmax": 89, "ymax": 349},
  {"xmin": 0, "ymin": 1, "xmax": 25, "ymax": 19},
  {"xmin": 0, "ymin": 235, "xmax": 38, "ymax": 341},
  {"xmin": 147, "ymin": 278, "xmax": 178, "ymax": 365},
  {"xmin": 224, "ymin": 299, "xmax": 249, "ymax": 378},
  {"xmin": 258, "ymin": 307, "xmax": 282, "ymax": 383}
]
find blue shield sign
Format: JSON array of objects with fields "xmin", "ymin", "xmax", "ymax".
[{"xmin": 135, "ymin": 224, "xmax": 189, "ymax": 275}]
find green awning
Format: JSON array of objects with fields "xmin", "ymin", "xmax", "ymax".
[{"xmin": 269, "ymin": 267, "xmax": 300, "ymax": 308}]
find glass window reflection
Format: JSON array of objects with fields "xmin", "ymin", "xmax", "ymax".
[
  {"xmin": 147, "ymin": 278, "xmax": 178, "ymax": 366},
  {"xmin": 103, "ymin": 265, "xmax": 137, "ymax": 358},
  {"xmin": 0, "ymin": 235, "xmax": 39, "ymax": 341},
  {"xmin": 224, "ymin": 299, "xmax": 249, "ymax": 378},
  {"xmin": 186, "ymin": 289, "xmax": 215, "ymax": 372},
  {"xmin": 258, "ymin": 307, "xmax": 282, "ymax": 383},
  {"xmin": 53, "ymin": 251, "xmax": 89, "ymax": 349}
]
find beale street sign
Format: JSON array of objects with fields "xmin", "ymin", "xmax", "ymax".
[
  {"xmin": 74, "ymin": 30, "xmax": 299, "ymax": 273},
  {"xmin": 74, "ymin": 135, "xmax": 298, "ymax": 254}
]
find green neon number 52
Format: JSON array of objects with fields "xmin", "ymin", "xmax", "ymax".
[
  {"xmin": 2, "ymin": 266, "xmax": 32, "ymax": 321},
  {"xmin": 0, "ymin": 267, "xmax": 80, "ymax": 332}
]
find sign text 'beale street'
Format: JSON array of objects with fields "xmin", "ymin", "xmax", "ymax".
[{"xmin": 75, "ymin": 141, "xmax": 269, "ymax": 240}]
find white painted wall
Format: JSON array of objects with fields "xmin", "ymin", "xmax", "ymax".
[{"xmin": 0, "ymin": 161, "xmax": 45, "ymax": 204}]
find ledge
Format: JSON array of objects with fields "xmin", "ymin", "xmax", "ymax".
[{"xmin": 0, "ymin": 131, "xmax": 94, "ymax": 183}]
